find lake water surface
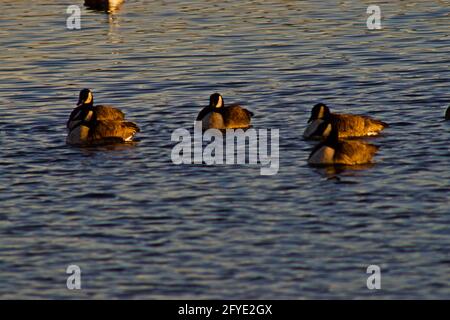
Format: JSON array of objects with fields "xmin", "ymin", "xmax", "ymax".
[{"xmin": 0, "ymin": 0, "xmax": 449, "ymax": 299}]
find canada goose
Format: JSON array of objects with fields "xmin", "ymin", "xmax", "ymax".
[
  {"xmin": 303, "ymin": 103, "xmax": 388, "ymax": 140},
  {"xmin": 445, "ymin": 106, "xmax": 450, "ymax": 120},
  {"xmin": 66, "ymin": 89, "xmax": 139, "ymax": 146},
  {"xmin": 308, "ymin": 122, "xmax": 379, "ymax": 165},
  {"xmin": 196, "ymin": 93, "xmax": 254, "ymax": 130},
  {"xmin": 84, "ymin": 0, "xmax": 124, "ymax": 12}
]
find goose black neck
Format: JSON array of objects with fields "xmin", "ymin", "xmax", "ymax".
[
  {"xmin": 82, "ymin": 101, "xmax": 94, "ymax": 108},
  {"xmin": 324, "ymin": 124, "xmax": 339, "ymax": 147}
]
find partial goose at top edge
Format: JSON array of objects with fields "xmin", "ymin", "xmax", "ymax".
[{"xmin": 84, "ymin": 0, "xmax": 124, "ymax": 12}]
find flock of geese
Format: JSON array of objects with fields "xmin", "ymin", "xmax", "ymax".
[
  {"xmin": 66, "ymin": 89, "xmax": 450, "ymax": 166},
  {"xmin": 73, "ymin": 1, "xmax": 449, "ymax": 167}
]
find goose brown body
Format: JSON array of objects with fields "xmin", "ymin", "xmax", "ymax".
[
  {"xmin": 93, "ymin": 105, "xmax": 125, "ymax": 121},
  {"xmin": 308, "ymin": 122, "xmax": 379, "ymax": 165},
  {"xmin": 89, "ymin": 120, "xmax": 139, "ymax": 141},
  {"xmin": 197, "ymin": 93, "xmax": 253, "ymax": 130},
  {"xmin": 333, "ymin": 140, "xmax": 379, "ymax": 165},
  {"xmin": 331, "ymin": 113, "xmax": 387, "ymax": 138},
  {"xmin": 67, "ymin": 105, "xmax": 124, "ymax": 130}
]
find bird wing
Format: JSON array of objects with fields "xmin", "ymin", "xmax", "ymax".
[
  {"xmin": 222, "ymin": 105, "xmax": 253, "ymax": 128},
  {"xmin": 335, "ymin": 140, "xmax": 379, "ymax": 165},
  {"xmin": 90, "ymin": 120, "xmax": 139, "ymax": 141},
  {"xmin": 94, "ymin": 105, "xmax": 125, "ymax": 121},
  {"xmin": 333, "ymin": 113, "xmax": 386, "ymax": 137}
]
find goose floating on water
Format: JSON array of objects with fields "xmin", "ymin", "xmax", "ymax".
[
  {"xmin": 196, "ymin": 93, "xmax": 254, "ymax": 130},
  {"xmin": 66, "ymin": 89, "xmax": 139, "ymax": 146},
  {"xmin": 303, "ymin": 103, "xmax": 388, "ymax": 140},
  {"xmin": 308, "ymin": 121, "xmax": 379, "ymax": 166}
]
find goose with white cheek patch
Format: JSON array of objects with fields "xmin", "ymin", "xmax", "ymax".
[
  {"xmin": 308, "ymin": 121, "xmax": 379, "ymax": 165},
  {"xmin": 66, "ymin": 88, "xmax": 140, "ymax": 146},
  {"xmin": 196, "ymin": 93, "xmax": 254, "ymax": 130},
  {"xmin": 303, "ymin": 103, "xmax": 388, "ymax": 140}
]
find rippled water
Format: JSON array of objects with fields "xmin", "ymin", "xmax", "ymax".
[{"xmin": 0, "ymin": 0, "xmax": 449, "ymax": 299}]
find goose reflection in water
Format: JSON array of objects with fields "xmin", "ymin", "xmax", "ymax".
[
  {"xmin": 74, "ymin": 141, "xmax": 139, "ymax": 158},
  {"xmin": 311, "ymin": 163, "xmax": 376, "ymax": 182}
]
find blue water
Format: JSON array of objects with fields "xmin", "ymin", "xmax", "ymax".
[{"xmin": 0, "ymin": 0, "xmax": 449, "ymax": 299}]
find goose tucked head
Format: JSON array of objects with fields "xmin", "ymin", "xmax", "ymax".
[
  {"xmin": 77, "ymin": 88, "xmax": 94, "ymax": 107},
  {"xmin": 308, "ymin": 103, "xmax": 331, "ymax": 123},
  {"xmin": 209, "ymin": 93, "xmax": 224, "ymax": 110}
]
